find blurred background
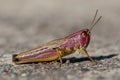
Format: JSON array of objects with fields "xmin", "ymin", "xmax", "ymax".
[{"xmin": 0, "ymin": 0, "xmax": 119, "ymax": 55}]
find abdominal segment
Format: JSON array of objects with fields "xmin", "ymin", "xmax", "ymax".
[{"xmin": 13, "ymin": 48, "xmax": 59, "ymax": 64}]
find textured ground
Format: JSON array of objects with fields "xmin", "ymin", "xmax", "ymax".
[{"xmin": 0, "ymin": 0, "xmax": 120, "ymax": 80}]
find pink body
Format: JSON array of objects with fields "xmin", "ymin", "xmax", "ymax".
[{"xmin": 15, "ymin": 29, "xmax": 91, "ymax": 62}]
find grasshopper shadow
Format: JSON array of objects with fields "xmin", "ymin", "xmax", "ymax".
[{"xmin": 62, "ymin": 54, "xmax": 118, "ymax": 63}]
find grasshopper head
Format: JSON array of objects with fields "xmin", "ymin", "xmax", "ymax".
[
  {"xmin": 80, "ymin": 10, "xmax": 102, "ymax": 48},
  {"xmin": 79, "ymin": 29, "xmax": 90, "ymax": 48}
]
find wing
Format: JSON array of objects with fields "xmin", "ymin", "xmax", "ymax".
[
  {"xmin": 18, "ymin": 38, "xmax": 67, "ymax": 55},
  {"xmin": 40, "ymin": 38, "xmax": 66, "ymax": 49},
  {"xmin": 26, "ymin": 38, "xmax": 67, "ymax": 53}
]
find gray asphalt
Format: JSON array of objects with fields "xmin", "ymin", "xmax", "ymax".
[{"xmin": 0, "ymin": 1, "xmax": 120, "ymax": 80}]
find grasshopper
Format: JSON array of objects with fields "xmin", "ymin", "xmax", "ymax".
[{"xmin": 12, "ymin": 10, "xmax": 102, "ymax": 65}]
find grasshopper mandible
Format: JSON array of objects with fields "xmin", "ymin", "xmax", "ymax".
[{"xmin": 12, "ymin": 10, "xmax": 102, "ymax": 65}]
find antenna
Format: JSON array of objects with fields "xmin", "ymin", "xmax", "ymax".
[{"xmin": 89, "ymin": 9, "xmax": 102, "ymax": 31}]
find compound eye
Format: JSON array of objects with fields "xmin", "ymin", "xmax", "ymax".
[{"xmin": 81, "ymin": 31, "xmax": 87, "ymax": 38}]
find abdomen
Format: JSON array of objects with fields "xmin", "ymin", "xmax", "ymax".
[{"xmin": 13, "ymin": 48, "xmax": 60, "ymax": 64}]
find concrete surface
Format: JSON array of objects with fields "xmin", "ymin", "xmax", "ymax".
[{"xmin": 0, "ymin": 0, "xmax": 120, "ymax": 80}]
